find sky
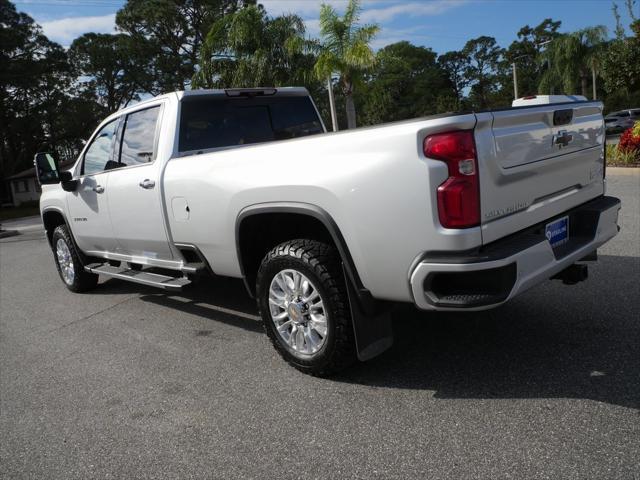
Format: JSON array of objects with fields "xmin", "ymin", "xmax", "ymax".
[{"xmin": 13, "ymin": 0, "xmax": 639, "ymax": 53}]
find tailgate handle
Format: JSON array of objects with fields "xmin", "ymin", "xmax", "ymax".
[
  {"xmin": 553, "ymin": 109, "xmax": 573, "ymax": 126},
  {"xmin": 553, "ymin": 130, "xmax": 574, "ymax": 148}
]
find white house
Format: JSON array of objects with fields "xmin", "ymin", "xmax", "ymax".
[
  {"xmin": 6, "ymin": 167, "xmax": 41, "ymax": 206},
  {"xmin": 5, "ymin": 159, "xmax": 75, "ymax": 206}
]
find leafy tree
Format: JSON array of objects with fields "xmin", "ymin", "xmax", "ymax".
[
  {"xmin": 69, "ymin": 33, "xmax": 152, "ymax": 113},
  {"xmin": 539, "ymin": 26, "xmax": 608, "ymax": 97},
  {"xmin": 193, "ymin": 5, "xmax": 314, "ymax": 89},
  {"xmin": 0, "ymin": 0, "xmax": 76, "ymax": 184},
  {"xmin": 601, "ymin": 1, "xmax": 640, "ymax": 108},
  {"xmin": 359, "ymin": 41, "xmax": 453, "ymax": 125},
  {"xmin": 462, "ymin": 36, "xmax": 503, "ymax": 109},
  {"xmin": 437, "ymin": 51, "xmax": 470, "ymax": 109},
  {"xmin": 116, "ymin": 0, "xmax": 252, "ymax": 93},
  {"xmin": 503, "ymin": 18, "xmax": 561, "ymax": 97},
  {"xmin": 314, "ymin": 0, "xmax": 379, "ymax": 128}
]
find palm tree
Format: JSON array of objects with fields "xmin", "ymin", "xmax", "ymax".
[
  {"xmin": 193, "ymin": 6, "xmax": 311, "ymax": 89},
  {"xmin": 539, "ymin": 26, "xmax": 607, "ymax": 98},
  {"xmin": 314, "ymin": 0, "xmax": 379, "ymax": 129}
]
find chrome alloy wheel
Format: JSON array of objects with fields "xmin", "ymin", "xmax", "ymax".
[
  {"xmin": 56, "ymin": 238, "xmax": 75, "ymax": 285},
  {"xmin": 268, "ymin": 269, "xmax": 328, "ymax": 355}
]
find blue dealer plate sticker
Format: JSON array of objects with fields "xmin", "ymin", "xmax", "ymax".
[{"xmin": 545, "ymin": 216, "xmax": 569, "ymax": 248}]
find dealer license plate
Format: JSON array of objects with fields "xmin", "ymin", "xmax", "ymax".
[{"xmin": 545, "ymin": 216, "xmax": 569, "ymax": 248}]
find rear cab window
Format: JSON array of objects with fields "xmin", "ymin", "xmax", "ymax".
[
  {"xmin": 178, "ymin": 93, "xmax": 324, "ymax": 153},
  {"xmin": 119, "ymin": 106, "xmax": 161, "ymax": 166}
]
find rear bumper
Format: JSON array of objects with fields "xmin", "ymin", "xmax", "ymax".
[{"xmin": 410, "ymin": 196, "xmax": 621, "ymax": 311}]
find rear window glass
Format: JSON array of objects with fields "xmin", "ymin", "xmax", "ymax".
[{"xmin": 179, "ymin": 95, "xmax": 323, "ymax": 152}]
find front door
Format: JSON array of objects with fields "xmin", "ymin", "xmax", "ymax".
[
  {"xmin": 66, "ymin": 118, "xmax": 119, "ymax": 254},
  {"xmin": 106, "ymin": 104, "xmax": 173, "ymax": 260}
]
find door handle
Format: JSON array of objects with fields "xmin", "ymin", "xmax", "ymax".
[
  {"xmin": 93, "ymin": 185, "xmax": 104, "ymax": 193},
  {"xmin": 139, "ymin": 179, "xmax": 155, "ymax": 189}
]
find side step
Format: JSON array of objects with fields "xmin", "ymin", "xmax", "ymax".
[
  {"xmin": 85, "ymin": 263, "xmax": 191, "ymax": 292},
  {"xmin": 181, "ymin": 262, "xmax": 206, "ymax": 275}
]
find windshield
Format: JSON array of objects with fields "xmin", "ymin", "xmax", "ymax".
[{"xmin": 179, "ymin": 95, "xmax": 324, "ymax": 153}]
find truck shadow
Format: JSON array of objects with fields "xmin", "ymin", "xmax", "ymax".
[
  {"xmin": 111, "ymin": 254, "xmax": 638, "ymax": 410},
  {"xmin": 338, "ymin": 254, "xmax": 640, "ymax": 410}
]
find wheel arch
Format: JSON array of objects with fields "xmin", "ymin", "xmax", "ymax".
[
  {"xmin": 42, "ymin": 207, "xmax": 70, "ymax": 246},
  {"xmin": 235, "ymin": 202, "xmax": 371, "ymax": 305}
]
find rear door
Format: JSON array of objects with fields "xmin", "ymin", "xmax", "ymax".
[
  {"xmin": 106, "ymin": 103, "xmax": 174, "ymax": 260},
  {"xmin": 477, "ymin": 101, "xmax": 605, "ymax": 244}
]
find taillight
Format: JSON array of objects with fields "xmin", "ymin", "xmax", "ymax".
[{"xmin": 424, "ymin": 130, "xmax": 480, "ymax": 229}]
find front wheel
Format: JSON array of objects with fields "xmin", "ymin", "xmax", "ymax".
[
  {"xmin": 52, "ymin": 225, "xmax": 99, "ymax": 293},
  {"xmin": 256, "ymin": 239, "xmax": 356, "ymax": 376}
]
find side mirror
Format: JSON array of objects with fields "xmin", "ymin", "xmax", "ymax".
[
  {"xmin": 60, "ymin": 170, "xmax": 78, "ymax": 192},
  {"xmin": 34, "ymin": 152, "xmax": 60, "ymax": 185},
  {"xmin": 34, "ymin": 152, "xmax": 78, "ymax": 191}
]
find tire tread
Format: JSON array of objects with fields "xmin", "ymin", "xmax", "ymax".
[
  {"xmin": 257, "ymin": 239, "xmax": 356, "ymax": 376},
  {"xmin": 52, "ymin": 225, "xmax": 99, "ymax": 293}
]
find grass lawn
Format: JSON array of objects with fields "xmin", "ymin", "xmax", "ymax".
[{"xmin": 0, "ymin": 203, "xmax": 40, "ymax": 222}]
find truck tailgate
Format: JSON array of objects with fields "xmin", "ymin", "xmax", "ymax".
[{"xmin": 476, "ymin": 101, "xmax": 606, "ymax": 244}]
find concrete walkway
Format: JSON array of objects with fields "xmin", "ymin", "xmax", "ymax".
[{"xmin": 0, "ymin": 215, "xmax": 43, "ymax": 236}]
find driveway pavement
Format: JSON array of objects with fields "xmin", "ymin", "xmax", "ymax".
[
  {"xmin": 0, "ymin": 215, "xmax": 43, "ymax": 235},
  {"xmin": 1, "ymin": 170, "xmax": 638, "ymax": 479}
]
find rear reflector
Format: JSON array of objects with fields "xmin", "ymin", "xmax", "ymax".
[{"xmin": 424, "ymin": 130, "xmax": 480, "ymax": 228}]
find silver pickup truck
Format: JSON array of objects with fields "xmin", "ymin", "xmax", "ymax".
[{"xmin": 36, "ymin": 87, "xmax": 621, "ymax": 375}]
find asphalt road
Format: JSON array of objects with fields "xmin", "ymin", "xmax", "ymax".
[{"xmin": 1, "ymin": 170, "xmax": 639, "ymax": 479}]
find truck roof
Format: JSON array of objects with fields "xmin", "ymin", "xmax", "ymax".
[{"xmin": 99, "ymin": 87, "xmax": 311, "ymax": 125}]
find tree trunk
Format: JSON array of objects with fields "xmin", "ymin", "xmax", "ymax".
[
  {"xmin": 345, "ymin": 91, "xmax": 356, "ymax": 129},
  {"xmin": 580, "ymin": 73, "xmax": 588, "ymax": 97}
]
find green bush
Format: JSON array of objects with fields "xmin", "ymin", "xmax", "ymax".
[{"xmin": 606, "ymin": 144, "xmax": 640, "ymax": 166}]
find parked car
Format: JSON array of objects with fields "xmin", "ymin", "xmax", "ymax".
[
  {"xmin": 605, "ymin": 109, "xmax": 640, "ymax": 134},
  {"xmin": 35, "ymin": 87, "xmax": 621, "ymax": 376}
]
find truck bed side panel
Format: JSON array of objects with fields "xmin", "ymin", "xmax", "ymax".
[{"xmin": 163, "ymin": 114, "xmax": 479, "ymax": 302}]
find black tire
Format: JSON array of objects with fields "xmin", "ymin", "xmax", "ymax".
[
  {"xmin": 51, "ymin": 224, "xmax": 99, "ymax": 293},
  {"xmin": 256, "ymin": 239, "xmax": 357, "ymax": 376}
]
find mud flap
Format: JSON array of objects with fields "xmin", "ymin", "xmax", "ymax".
[{"xmin": 343, "ymin": 266, "xmax": 394, "ymax": 361}]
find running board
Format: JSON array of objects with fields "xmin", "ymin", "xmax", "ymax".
[{"xmin": 84, "ymin": 263, "xmax": 191, "ymax": 291}]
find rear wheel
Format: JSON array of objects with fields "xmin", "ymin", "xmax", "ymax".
[
  {"xmin": 52, "ymin": 225, "xmax": 98, "ymax": 293},
  {"xmin": 256, "ymin": 239, "xmax": 356, "ymax": 376}
]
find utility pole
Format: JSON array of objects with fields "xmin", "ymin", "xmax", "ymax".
[
  {"xmin": 511, "ymin": 54, "xmax": 531, "ymax": 100},
  {"xmin": 327, "ymin": 76, "xmax": 338, "ymax": 132}
]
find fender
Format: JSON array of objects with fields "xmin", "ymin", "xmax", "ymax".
[
  {"xmin": 235, "ymin": 201, "xmax": 393, "ymax": 361},
  {"xmin": 235, "ymin": 202, "xmax": 368, "ymax": 302},
  {"xmin": 41, "ymin": 206, "xmax": 91, "ymax": 265},
  {"xmin": 41, "ymin": 206, "xmax": 71, "ymax": 246}
]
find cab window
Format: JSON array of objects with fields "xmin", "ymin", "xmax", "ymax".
[
  {"xmin": 178, "ymin": 96, "xmax": 323, "ymax": 153},
  {"xmin": 119, "ymin": 106, "xmax": 160, "ymax": 166},
  {"xmin": 83, "ymin": 119, "xmax": 118, "ymax": 175}
]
